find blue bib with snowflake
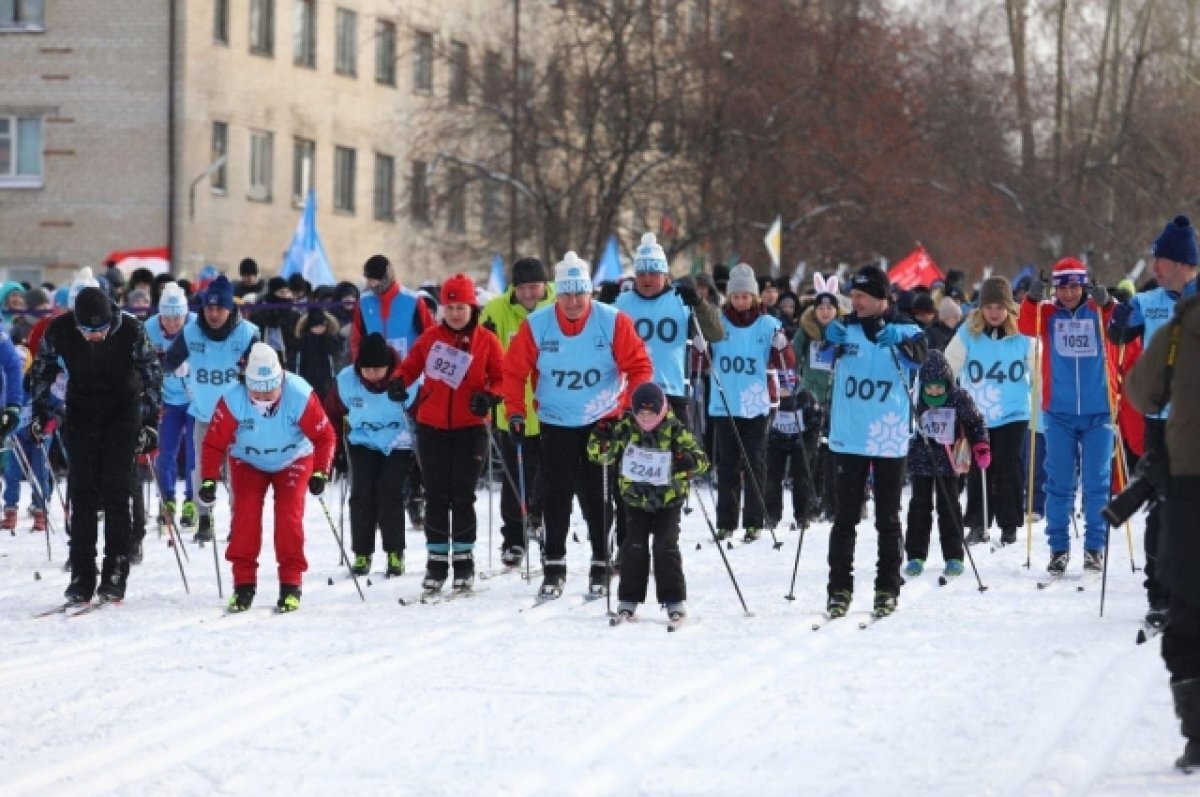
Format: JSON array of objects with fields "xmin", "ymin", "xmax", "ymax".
[
  {"xmin": 335, "ymin": 366, "xmax": 415, "ymax": 453},
  {"xmin": 955, "ymin": 327, "xmax": 1032, "ymax": 428},
  {"xmin": 183, "ymin": 317, "xmax": 260, "ymax": 422},
  {"xmin": 226, "ymin": 374, "xmax": 315, "ymax": 473},
  {"xmin": 529, "ymin": 302, "xmax": 623, "ymax": 427},
  {"xmin": 146, "ymin": 312, "xmax": 196, "ymax": 407},
  {"xmin": 828, "ymin": 323, "xmax": 915, "ymax": 457},
  {"xmin": 614, "ymin": 289, "xmax": 690, "ymax": 397},
  {"xmin": 1126, "ymin": 288, "xmax": 1179, "ymax": 420},
  {"xmin": 707, "ymin": 313, "xmax": 781, "ymax": 419}
]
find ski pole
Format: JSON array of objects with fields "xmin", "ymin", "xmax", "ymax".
[
  {"xmin": 486, "ymin": 418, "xmax": 496, "ymax": 572},
  {"xmin": 515, "ymin": 438, "xmax": 533, "ymax": 582},
  {"xmin": 784, "ymin": 403, "xmax": 817, "ymax": 601},
  {"xmin": 601, "ymin": 439, "xmax": 614, "ymax": 617},
  {"xmin": 146, "ymin": 456, "xmax": 191, "ymax": 595},
  {"xmin": 980, "ymin": 464, "xmax": 990, "ymax": 545},
  {"xmin": 1024, "ymin": 283, "xmax": 1045, "ymax": 570},
  {"xmin": 9, "ymin": 437, "xmax": 52, "ymax": 561},
  {"xmin": 691, "ymin": 483, "xmax": 753, "ymax": 616},
  {"xmin": 1100, "ymin": 520, "xmax": 1112, "ymax": 617},
  {"xmin": 316, "ymin": 493, "xmax": 365, "ymax": 601}
]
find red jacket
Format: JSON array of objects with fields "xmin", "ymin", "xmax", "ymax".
[
  {"xmin": 348, "ymin": 281, "xmax": 435, "ymax": 360},
  {"xmin": 395, "ymin": 320, "xmax": 505, "ymax": 430},
  {"xmin": 201, "ymin": 390, "xmax": 336, "ymax": 478},
  {"xmin": 501, "ymin": 302, "xmax": 653, "ymax": 421}
]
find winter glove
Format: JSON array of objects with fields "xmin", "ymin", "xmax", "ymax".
[
  {"xmin": 874, "ymin": 324, "xmax": 906, "ymax": 348},
  {"xmin": 0, "ymin": 405, "xmax": 20, "ymax": 439},
  {"xmin": 675, "ymin": 284, "xmax": 700, "ymax": 307},
  {"xmin": 198, "ymin": 479, "xmax": 218, "ymax": 507},
  {"xmin": 468, "ymin": 391, "xmax": 496, "ymax": 418},
  {"xmin": 1110, "ymin": 301, "xmax": 1135, "ymax": 328},
  {"xmin": 592, "ymin": 418, "xmax": 616, "ymax": 446},
  {"xmin": 386, "ymin": 379, "xmax": 408, "ymax": 404},
  {"xmin": 690, "ymin": 333, "xmax": 708, "ymax": 356},
  {"xmin": 308, "ymin": 471, "xmax": 328, "ymax": 497},
  {"xmin": 135, "ymin": 426, "xmax": 158, "ymax": 455},
  {"xmin": 481, "ymin": 318, "xmax": 498, "ymax": 335},
  {"xmin": 772, "ymin": 330, "xmax": 789, "ymax": 351},
  {"xmin": 823, "ymin": 321, "xmax": 848, "ymax": 344},
  {"xmin": 972, "ymin": 443, "xmax": 992, "ymax": 470},
  {"xmin": 29, "ymin": 415, "xmax": 57, "ymax": 445},
  {"xmin": 508, "ymin": 414, "xmax": 526, "ymax": 444},
  {"xmin": 1089, "ymin": 284, "xmax": 1111, "ymax": 307},
  {"xmin": 174, "ymin": 362, "xmax": 190, "ymax": 378},
  {"xmin": 674, "ymin": 450, "xmax": 698, "ymax": 472},
  {"xmin": 1026, "ymin": 277, "xmax": 1047, "ymax": 303}
]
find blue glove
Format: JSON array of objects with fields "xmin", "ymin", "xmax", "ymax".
[
  {"xmin": 823, "ymin": 322, "xmax": 848, "ymax": 344},
  {"xmin": 1111, "ymin": 301, "xmax": 1134, "ymax": 328},
  {"xmin": 874, "ymin": 324, "xmax": 907, "ymax": 347}
]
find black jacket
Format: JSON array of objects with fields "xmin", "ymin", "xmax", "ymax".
[{"xmin": 907, "ymin": 350, "xmax": 987, "ymax": 477}]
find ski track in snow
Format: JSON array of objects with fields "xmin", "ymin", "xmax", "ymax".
[{"xmin": 0, "ymin": 482, "xmax": 1191, "ymax": 796}]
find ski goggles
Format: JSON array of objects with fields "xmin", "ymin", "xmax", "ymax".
[
  {"xmin": 1051, "ymin": 272, "xmax": 1087, "ymax": 287},
  {"xmin": 76, "ymin": 320, "xmax": 110, "ymax": 335}
]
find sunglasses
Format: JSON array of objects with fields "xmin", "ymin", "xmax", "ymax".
[{"xmin": 77, "ymin": 321, "xmax": 110, "ymax": 334}]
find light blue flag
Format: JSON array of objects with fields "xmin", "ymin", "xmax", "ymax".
[
  {"xmin": 280, "ymin": 187, "xmax": 336, "ymax": 287},
  {"xmin": 593, "ymin": 234, "xmax": 622, "ymax": 284},
  {"xmin": 487, "ymin": 254, "xmax": 507, "ymax": 293}
]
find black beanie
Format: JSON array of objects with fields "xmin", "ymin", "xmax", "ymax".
[
  {"xmin": 239, "ymin": 257, "xmax": 259, "ymax": 277},
  {"xmin": 357, "ymin": 333, "xmax": 393, "ymax": 369},
  {"xmin": 850, "ymin": 265, "xmax": 890, "ymax": 301},
  {"xmin": 306, "ymin": 308, "xmax": 327, "ymax": 328},
  {"xmin": 511, "ymin": 257, "xmax": 547, "ymax": 286},
  {"xmin": 73, "ymin": 287, "xmax": 113, "ymax": 328},
  {"xmin": 364, "ymin": 254, "xmax": 391, "ymax": 280}
]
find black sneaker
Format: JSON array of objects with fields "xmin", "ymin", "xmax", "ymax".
[
  {"xmin": 1000, "ymin": 527, "xmax": 1018, "ymax": 545},
  {"xmin": 872, "ymin": 591, "xmax": 898, "ymax": 617},
  {"xmin": 277, "ymin": 584, "xmax": 301, "ymax": 613},
  {"xmin": 1046, "ymin": 550, "xmax": 1069, "ymax": 575},
  {"xmin": 64, "ymin": 568, "xmax": 96, "ymax": 604},
  {"xmin": 965, "ymin": 526, "xmax": 990, "ymax": 545},
  {"xmin": 227, "ymin": 584, "xmax": 255, "ymax": 613},
  {"xmin": 1083, "ymin": 549, "xmax": 1104, "ymax": 573},
  {"xmin": 193, "ymin": 515, "xmax": 214, "ymax": 543},
  {"xmin": 826, "ymin": 591, "xmax": 852, "ymax": 618},
  {"xmin": 97, "ymin": 555, "xmax": 130, "ymax": 602}
]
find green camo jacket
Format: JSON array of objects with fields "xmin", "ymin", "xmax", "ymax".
[{"xmin": 586, "ymin": 412, "xmax": 710, "ymax": 511}]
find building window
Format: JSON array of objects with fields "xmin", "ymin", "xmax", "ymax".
[
  {"xmin": 449, "ymin": 41, "xmax": 470, "ymax": 104},
  {"xmin": 445, "ymin": 165, "xmax": 466, "ymax": 233},
  {"xmin": 374, "ymin": 153, "xmax": 395, "ymax": 221},
  {"xmin": 334, "ymin": 145, "xmax": 356, "ymax": 213},
  {"xmin": 0, "ymin": 116, "xmax": 43, "ymax": 187},
  {"xmin": 335, "ymin": 8, "xmax": 357, "ymax": 76},
  {"xmin": 211, "ymin": 121, "xmax": 228, "ymax": 193},
  {"xmin": 375, "ymin": 20, "xmax": 396, "ymax": 86},
  {"xmin": 1, "ymin": 0, "xmax": 45, "ymax": 32},
  {"xmin": 413, "ymin": 30, "xmax": 433, "ymax": 93},
  {"xmin": 292, "ymin": 137, "xmax": 315, "ymax": 202},
  {"xmin": 481, "ymin": 179, "xmax": 500, "ymax": 237},
  {"xmin": 410, "ymin": 159, "xmax": 429, "ymax": 223},
  {"xmin": 293, "ymin": 0, "xmax": 316, "ymax": 67},
  {"xmin": 248, "ymin": 130, "xmax": 274, "ymax": 201},
  {"xmin": 482, "ymin": 50, "xmax": 502, "ymax": 108},
  {"xmin": 250, "ymin": 0, "xmax": 275, "ymax": 56},
  {"xmin": 213, "ymin": 0, "xmax": 229, "ymax": 43}
]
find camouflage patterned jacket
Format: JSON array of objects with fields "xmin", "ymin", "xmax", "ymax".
[{"xmin": 586, "ymin": 412, "xmax": 709, "ymax": 511}]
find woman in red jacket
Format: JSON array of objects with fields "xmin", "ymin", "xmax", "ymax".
[{"xmin": 391, "ymin": 274, "xmax": 505, "ymax": 595}]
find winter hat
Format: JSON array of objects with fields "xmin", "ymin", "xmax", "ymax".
[
  {"xmin": 758, "ymin": 276, "xmax": 780, "ymax": 293},
  {"xmin": 850, "ymin": 264, "xmax": 890, "ymax": 300},
  {"xmin": 1051, "ymin": 257, "xmax": 1088, "ymax": 287},
  {"xmin": 978, "ymin": 276, "xmax": 1014, "ymax": 310},
  {"xmin": 67, "ymin": 267, "xmax": 100, "ymax": 310},
  {"xmin": 712, "ymin": 264, "xmax": 730, "ymax": 291},
  {"xmin": 363, "ymin": 254, "xmax": 391, "ymax": 280},
  {"xmin": 511, "ymin": 257, "xmax": 547, "ymax": 286},
  {"xmin": 812, "ymin": 273, "xmax": 841, "ymax": 308},
  {"xmin": 53, "ymin": 286, "xmax": 69, "ymax": 309},
  {"xmin": 631, "ymin": 381, "xmax": 668, "ymax": 432},
  {"xmin": 1152, "ymin": 215, "xmax": 1199, "ymax": 267},
  {"xmin": 158, "ymin": 284, "xmax": 189, "ymax": 317},
  {"xmin": 726, "ymin": 263, "xmax": 759, "ymax": 297},
  {"xmin": 126, "ymin": 287, "xmax": 151, "ymax": 307},
  {"xmin": 356, "ymin": 333, "xmax": 393, "ymax": 369},
  {"xmin": 287, "ymin": 274, "xmax": 310, "ymax": 296},
  {"xmin": 938, "ymin": 296, "xmax": 962, "ymax": 325},
  {"xmin": 440, "ymin": 273, "xmax": 478, "ymax": 306},
  {"xmin": 244, "ymin": 342, "xmax": 283, "ymax": 392},
  {"xmin": 73, "ymin": 287, "xmax": 112, "ymax": 329},
  {"xmin": 23, "ymin": 287, "xmax": 49, "ymax": 310},
  {"xmin": 911, "ymin": 293, "xmax": 936, "ymax": 316},
  {"xmin": 239, "ymin": 257, "xmax": 259, "ymax": 277},
  {"xmin": 203, "ymin": 275, "xmax": 235, "ymax": 310},
  {"xmin": 633, "ymin": 233, "xmax": 669, "ymax": 275},
  {"xmin": 265, "ymin": 276, "xmax": 288, "ymax": 296},
  {"xmin": 554, "ymin": 252, "xmax": 593, "ymax": 295},
  {"xmin": 306, "ymin": 308, "xmax": 328, "ymax": 328}
]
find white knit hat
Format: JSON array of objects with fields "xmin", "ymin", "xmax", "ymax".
[
  {"xmin": 938, "ymin": 296, "xmax": 962, "ymax": 324},
  {"xmin": 67, "ymin": 267, "xmax": 100, "ymax": 310},
  {"xmin": 554, "ymin": 252, "xmax": 593, "ymax": 295},
  {"xmin": 244, "ymin": 342, "xmax": 283, "ymax": 391},
  {"xmin": 633, "ymin": 232, "xmax": 668, "ymax": 274},
  {"xmin": 158, "ymin": 284, "xmax": 189, "ymax": 317},
  {"xmin": 726, "ymin": 263, "xmax": 759, "ymax": 296}
]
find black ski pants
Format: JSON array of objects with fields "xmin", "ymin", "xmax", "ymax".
[
  {"xmin": 348, "ymin": 443, "xmax": 414, "ymax": 556},
  {"xmin": 905, "ymin": 474, "xmax": 965, "ymax": 563},
  {"xmin": 498, "ymin": 431, "xmax": 542, "ymax": 553},
  {"xmin": 618, "ymin": 505, "xmax": 686, "ymax": 605},
  {"xmin": 965, "ymin": 420, "xmax": 1027, "ymax": 533},
  {"xmin": 415, "ymin": 425, "xmax": 487, "ymax": 551},
  {"xmin": 828, "ymin": 453, "xmax": 905, "ymax": 598},
  {"xmin": 766, "ymin": 431, "xmax": 819, "ymax": 527},
  {"xmin": 1144, "ymin": 418, "xmax": 1168, "ymax": 609},
  {"xmin": 65, "ymin": 406, "xmax": 139, "ymax": 574},
  {"xmin": 713, "ymin": 415, "xmax": 769, "ymax": 531},
  {"xmin": 540, "ymin": 423, "xmax": 611, "ymax": 568}
]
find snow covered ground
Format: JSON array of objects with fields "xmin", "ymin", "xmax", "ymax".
[{"xmin": 0, "ymin": 478, "xmax": 1192, "ymax": 797}]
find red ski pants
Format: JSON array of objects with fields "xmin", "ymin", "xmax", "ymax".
[{"xmin": 226, "ymin": 455, "xmax": 312, "ymax": 587}]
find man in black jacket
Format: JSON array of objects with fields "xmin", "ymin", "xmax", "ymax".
[{"xmin": 29, "ymin": 287, "xmax": 162, "ymax": 604}]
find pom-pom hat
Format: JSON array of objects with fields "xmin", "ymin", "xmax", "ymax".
[{"xmin": 633, "ymin": 233, "xmax": 669, "ymax": 275}]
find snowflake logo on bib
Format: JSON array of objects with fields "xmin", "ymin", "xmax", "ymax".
[
  {"xmin": 739, "ymin": 381, "xmax": 771, "ymax": 418},
  {"xmin": 865, "ymin": 411, "xmax": 910, "ymax": 457},
  {"xmin": 582, "ymin": 386, "xmax": 621, "ymax": 424},
  {"xmin": 967, "ymin": 382, "xmax": 1003, "ymax": 423}
]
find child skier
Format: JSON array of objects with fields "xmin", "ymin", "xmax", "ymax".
[
  {"xmin": 904, "ymin": 350, "xmax": 991, "ymax": 579},
  {"xmin": 587, "ymin": 382, "xmax": 709, "ymax": 623}
]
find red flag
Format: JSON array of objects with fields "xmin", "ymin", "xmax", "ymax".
[{"xmin": 888, "ymin": 245, "xmax": 943, "ymax": 289}]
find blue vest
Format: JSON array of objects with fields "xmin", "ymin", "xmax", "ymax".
[
  {"xmin": 360, "ymin": 289, "xmax": 420, "ymax": 358},
  {"xmin": 226, "ymin": 374, "xmax": 315, "ymax": 473},
  {"xmin": 614, "ymin": 289, "xmax": 690, "ymax": 397},
  {"xmin": 954, "ymin": 327, "xmax": 1032, "ymax": 428},
  {"xmin": 335, "ymin": 366, "xmax": 414, "ymax": 453},
  {"xmin": 708, "ymin": 314, "xmax": 781, "ymax": 419},
  {"xmin": 529, "ymin": 303, "xmax": 622, "ymax": 427},
  {"xmin": 146, "ymin": 312, "xmax": 196, "ymax": 407},
  {"xmin": 182, "ymin": 317, "xmax": 259, "ymax": 422},
  {"xmin": 828, "ymin": 323, "xmax": 918, "ymax": 458},
  {"xmin": 1129, "ymin": 288, "xmax": 1180, "ymax": 419}
]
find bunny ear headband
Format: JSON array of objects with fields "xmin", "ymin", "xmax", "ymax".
[{"xmin": 813, "ymin": 274, "xmax": 840, "ymax": 295}]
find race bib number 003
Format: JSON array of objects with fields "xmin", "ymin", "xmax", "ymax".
[
  {"xmin": 1053, "ymin": 319, "xmax": 1097, "ymax": 358},
  {"xmin": 424, "ymin": 341, "xmax": 473, "ymax": 389},
  {"xmin": 620, "ymin": 446, "xmax": 671, "ymax": 487},
  {"xmin": 919, "ymin": 407, "xmax": 956, "ymax": 445}
]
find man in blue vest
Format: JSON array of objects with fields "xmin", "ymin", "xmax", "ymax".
[
  {"xmin": 823, "ymin": 265, "xmax": 927, "ymax": 619},
  {"xmin": 1109, "ymin": 215, "xmax": 1199, "ymax": 625},
  {"xmin": 349, "ymin": 254, "xmax": 435, "ymax": 361}
]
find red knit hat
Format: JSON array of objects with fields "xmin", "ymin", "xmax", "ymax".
[
  {"xmin": 1051, "ymin": 257, "xmax": 1088, "ymax": 287},
  {"xmin": 440, "ymin": 273, "xmax": 478, "ymax": 306}
]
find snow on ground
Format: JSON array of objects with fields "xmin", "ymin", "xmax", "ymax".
[{"xmin": 0, "ymin": 478, "xmax": 1192, "ymax": 797}]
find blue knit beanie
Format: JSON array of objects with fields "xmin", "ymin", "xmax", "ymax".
[
  {"xmin": 1153, "ymin": 215, "xmax": 1199, "ymax": 267},
  {"xmin": 204, "ymin": 275, "xmax": 235, "ymax": 310}
]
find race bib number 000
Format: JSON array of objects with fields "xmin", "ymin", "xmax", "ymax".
[{"xmin": 620, "ymin": 446, "xmax": 671, "ymax": 487}]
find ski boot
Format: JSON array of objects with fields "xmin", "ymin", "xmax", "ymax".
[
  {"xmin": 159, "ymin": 500, "xmax": 176, "ymax": 533},
  {"xmin": 665, "ymin": 601, "xmax": 687, "ymax": 622},
  {"xmin": 1172, "ymin": 678, "xmax": 1200, "ymax": 772},
  {"xmin": 97, "ymin": 555, "xmax": 130, "ymax": 602},
  {"xmin": 943, "ymin": 559, "xmax": 965, "ymax": 578},
  {"xmin": 616, "ymin": 600, "xmax": 637, "ymax": 620},
  {"xmin": 180, "ymin": 500, "xmax": 198, "ymax": 530},
  {"xmin": 452, "ymin": 552, "xmax": 475, "ymax": 592},
  {"xmin": 527, "ymin": 515, "xmax": 545, "ymax": 548},
  {"xmin": 500, "ymin": 545, "xmax": 524, "ymax": 568},
  {"xmin": 276, "ymin": 584, "xmax": 302, "ymax": 613},
  {"xmin": 130, "ymin": 538, "xmax": 145, "ymax": 566},
  {"xmin": 227, "ymin": 584, "xmax": 255, "ymax": 613},
  {"xmin": 715, "ymin": 528, "xmax": 733, "ymax": 541},
  {"xmin": 1147, "ymin": 595, "xmax": 1170, "ymax": 630},
  {"xmin": 538, "ymin": 563, "xmax": 566, "ymax": 601},
  {"xmin": 1000, "ymin": 527, "xmax": 1017, "ymax": 545},
  {"xmin": 965, "ymin": 526, "xmax": 989, "ymax": 545},
  {"xmin": 406, "ymin": 497, "xmax": 424, "ymax": 530},
  {"xmin": 350, "ymin": 554, "xmax": 372, "ymax": 576},
  {"xmin": 64, "ymin": 565, "xmax": 97, "ymax": 605},
  {"xmin": 2, "ymin": 506, "xmax": 17, "ymax": 533},
  {"xmin": 742, "ymin": 527, "xmax": 762, "ymax": 543},
  {"xmin": 1046, "ymin": 550, "xmax": 1069, "ymax": 576},
  {"xmin": 422, "ymin": 553, "xmax": 449, "ymax": 593},
  {"xmin": 903, "ymin": 559, "xmax": 925, "ymax": 577},
  {"xmin": 826, "ymin": 591, "xmax": 852, "ymax": 619},
  {"xmin": 588, "ymin": 560, "xmax": 609, "ymax": 597},
  {"xmin": 872, "ymin": 591, "xmax": 897, "ymax": 618},
  {"xmin": 1083, "ymin": 549, "xmax": 1104, "ymax": 573},
  {"xmin": 193, "ymin": 514, "xmax": 214, "ymax": 543},
  {"xmin": 32, "ymin": 509, "xmax": 47, "ymax": 533},
  {"xmin": 386, "ymin": 551, "xmax": 405, "ymax": 578}
]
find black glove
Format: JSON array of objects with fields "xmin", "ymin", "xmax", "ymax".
[
  {"xmin": 135, "ymin": 426, "xmax": 158, "ymax": 455},
  {"xmin": 592, "ymin": 418, "xmax": 616, "ymax": 444},
  {"xmin": 469, "ymin": 391, "xmax": 496, "ymax": 418},
  {"xmin": 198, "ymin": 479, "xmax": 218, "ymax": 507},
  {"xmin": 308, "ymin": 471, "xmax": 328, "ymax": 496},
  {"xmin": 0, "ymin": 405, "xmax": 20, "ymax": 439},
  {"xmin": 675, "ymin": 284, "xmax": 700, "ymax": 307},
  {"xmin": 1089, "ymin": 284, "xmax": 1111, "ymax": 307},
  {"xmin": 387, "ymin": 379, "xmax": 408, "ymax": 403},
  {"xmin": 508, "ymin": 414, "xmax": 525, "ymax": 443},
  {"xmin": 674, "ymin": 451, "xmax": 697, "ymax": 471},
  {"xmin": 30, "ymin": 415, "xmax": 57, "ymax": 444},
  {"xmin": 1026, "ymin": 277, "xmax": 1046, "ymax": 303}
]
